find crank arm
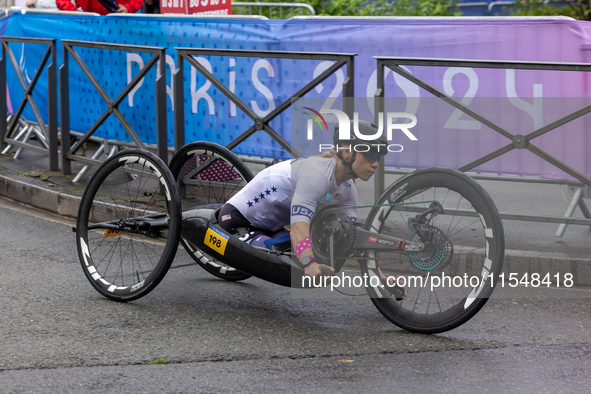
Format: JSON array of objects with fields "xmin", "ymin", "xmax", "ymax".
[
  {"xmin": 352, "ymin": 227, "xmax": 424, "ymax": 253},
  {"xmin": 87, "ymin": 214, "xmax": 170, "ymax": 232},
  {"xmin": 87, "ymin": 223, "xmax": 123, "ymax": 231}
]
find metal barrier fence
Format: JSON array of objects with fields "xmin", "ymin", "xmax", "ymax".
[
  {"xmin": 374, "ymin": 56, "xmax": 591, "ymax": 234},
  {"xmin": 59, "ymin": 40, "xmax": 167, "ymax": 174},
  {"xmin": 1, "ymin": 28, "xmax": 589, "ymax": 233},
  {"xmin": 174, "ymin": 48, "xmax": 355, "ymax": 157},
  {"xmin": 1, "ymin": 37, "xmax": 354, "ymax": 175},
  {"xmin": 0, "ymin": 37, "xmax": 58, "ymax": 170}
]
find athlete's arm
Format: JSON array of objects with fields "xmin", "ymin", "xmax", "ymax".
[
  {"xmin": 291, "ymin": 221, "xmax": 335, "ymax": 278},
  {"xmin": 290, "ymin": 166, "xmax": 336, "ymax": 278}
]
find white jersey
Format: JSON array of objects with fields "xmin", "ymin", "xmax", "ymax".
[{"xmin": 227, "ymin": 156, "xmax": 358, "ymax": 232}]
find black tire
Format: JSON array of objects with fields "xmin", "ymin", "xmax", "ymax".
[
  {"xmin": 169, "ymin": 141, "xmax": 253, "ymax": 282},
  {"xmin": 76, "ymin": 149, "xmax": 182, "ymax": 302},
  {"xmin": 362, "ymin": 167, "xmax": 504, "ymax": 334}
]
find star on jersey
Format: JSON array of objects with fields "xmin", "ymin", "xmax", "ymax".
[{"xmin": 245, "ymin": 186, "xmax": 277, "ymax": 208}]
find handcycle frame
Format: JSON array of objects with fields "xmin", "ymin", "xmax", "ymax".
[
  {"xmin": 76, "ymin": 142, "xmax": 504, "ymax": 334},
  {"xmin": 177, "ymin": 204, "xmax": 426, "ymax": 288},
  {"xmin": 86, "ymin": 202, "xmax": 426, "ymax": 288}
]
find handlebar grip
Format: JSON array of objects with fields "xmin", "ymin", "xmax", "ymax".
[{"xmin": 319, "ymin": 265, "xmax": 332, "ymax": 276}]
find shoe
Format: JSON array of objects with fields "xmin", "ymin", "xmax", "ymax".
[{"xmin": 383, "ymin": 277, "xmax": 407, "ymax": 302}]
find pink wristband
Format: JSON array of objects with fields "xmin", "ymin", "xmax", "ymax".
[{"xmin": 295, "ymin": 236, "xmax": 313, "ymax": 260}]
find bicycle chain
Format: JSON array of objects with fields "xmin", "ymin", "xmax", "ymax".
[{"xmin": 319, "ymin": 200, "xmax": 441, "ymax": 225}]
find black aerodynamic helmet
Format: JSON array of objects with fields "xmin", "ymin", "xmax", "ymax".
[{"xmin": 333, "ymin": 120, "xmax": 388, "ymax": 179}]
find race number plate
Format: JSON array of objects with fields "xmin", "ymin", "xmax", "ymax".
[
  {"xmin": 103, "ymin": 229, "xmax": 122, "ymax": 238},
  {"xmin": 204, "ymin": 226, "xmax": 229, "ymax": 255}
]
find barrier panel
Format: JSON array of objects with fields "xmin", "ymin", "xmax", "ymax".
[
  {"xmin": 59, "ymin": 40, "xmax": 167, "ymax": 174},
  {"xmin": 174, "ymin": 48, "xmax": 355, "ymax": 156},
  {"xmin": 374, "ymin": 56, "xmax": 591, "ymax": 232},
  {"xmin": 0, "ymin": 36, "xmax": 57, "ymax": 170}
]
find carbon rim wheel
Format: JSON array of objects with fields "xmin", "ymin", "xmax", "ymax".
[
  {"xmin": 361, "ymin": 167, "xmax": 504, "ymax": 334},
  {"xmin": 169, "ymin": 141, "xmax": 253, "ymax": 281},
  {"xmin": 76, "ymin": 149, "xmax": 181, "ymax": 302}
]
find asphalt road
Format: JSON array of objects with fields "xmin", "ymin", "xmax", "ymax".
[{"xmin": 1, "ymin": 196, "xmax": 591, "ymax": 393}]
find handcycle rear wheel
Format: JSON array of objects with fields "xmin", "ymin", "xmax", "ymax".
[
  {"xmin": 361, "ymin": 167, "xmax": 504, "ymax": 334},
  {"xmin": 169, "ymin": 141, "xmax": 253, "ymax": 282},
  {"xmin": 76, "ymin": 149, "xmax": 182, "ymax": 302}
]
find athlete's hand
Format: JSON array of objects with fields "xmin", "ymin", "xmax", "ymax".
[{"xmin": 304, "ymin": 262, "xmax": 334, "ymax": 283}]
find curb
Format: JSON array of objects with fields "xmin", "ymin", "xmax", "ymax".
[{"xmin": 0, "ymin": 169, "xmax": 81, "ymax": 219}]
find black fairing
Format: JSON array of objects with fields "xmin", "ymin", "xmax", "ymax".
[{"xmin": 180, "ymin": 209, "xmax": 307, "ymax": 287}]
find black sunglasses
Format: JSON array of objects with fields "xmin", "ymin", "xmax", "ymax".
[{"xmin": 361, "ymin": 151, "xmax": 383, "ymax": 163}]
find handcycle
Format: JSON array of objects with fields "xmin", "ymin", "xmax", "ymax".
[{"xmin": 75, "ymin": 141, "xmax": 504, "ymax": 334}]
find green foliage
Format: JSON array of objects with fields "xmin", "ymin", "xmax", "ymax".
[
  {"xmin": 511, "ymin": 0, "xmax": 579, "ymax": 18},
  {"xmin": 234, "ymin": 0, "xmax": 591, "ymax": 20},
  {"xmin": 233, "ymin": 0, "xmax": 460, "ymax": 18},
  {"xmin": 153, "ymin": 358, "xmax": 168, "ymax": 364},
  {"xmin": 354, "ymin": 0, "xmax": 461, "ymax": 16},
  {"xmin": 569, "ymin": 0, "xmax": 591, "ymax": 20},
  {"xmin": 306, "ymin": 0, "xmax": 363, "ymax": 15}
]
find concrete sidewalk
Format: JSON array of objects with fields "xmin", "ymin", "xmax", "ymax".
[{"xmin": 1, "ymin": 146, "xmax": 590, "ymax": 285}]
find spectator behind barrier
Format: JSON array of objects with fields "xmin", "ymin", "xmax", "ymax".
[
  {"xmin": 56, "ymin": 0, "xmax": 143, "ymax": 14},
  {"xmin": 141, "ymin": 0, "xmax": 159, "ymax": 13},
  {"xmin": 26, "ymin": 0, "xmax": 58, "ymax": 8}
]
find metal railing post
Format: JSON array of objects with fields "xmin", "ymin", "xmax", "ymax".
[
  {"xmin": 374, "ymin": 62, "xmax": 385, "ymax": 199},
  {"xmin": 60, "ymin": 43, "xmax": 71, "ymax": 174},
  {"xmin": 0, "ymin": 40, "xmax": 6, "ymax": 153},
  {"xmin": 47, "ymin": 40, "xmax": 58, "ymax": 171},
  {"xmin": 343, "ymin": 54, "xmax": 355, "ymax": 119},
  {"xmin": 156, "ymin": 48, "xmax": 168, "ymax": 165},
  {"xmin": 173, "ymin": 50, "xmax": 185, "ymax": 152}
]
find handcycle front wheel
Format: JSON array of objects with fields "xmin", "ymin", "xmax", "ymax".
[
  {"xmin": 168, "ymin": 141, "xmax": 253, "ymax": 282},
  {"xmin": 76, "ymin": 149, "xmax": 182, "ymax": 302},
  {"xmin": 361, "ymin": 167, "xmax": 504, "ymax": 334}
]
